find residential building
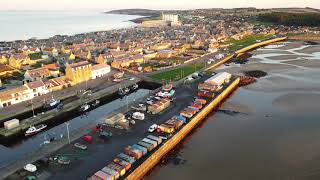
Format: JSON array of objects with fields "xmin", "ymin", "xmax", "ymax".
[
  {"xmin": 24, "ymin": 67, "xmax": 51, "ymax": 83},
  {"xmin": 0, "ymin": 86, "xmax": 31, "ymax": 108},
  {"xmin": 25, "ymin": 80, "xmax": 48, "ymax": 97},
  {"xmin": 92, "ymin": 64, "xmax": 111, "ymax": 79},
  {"xmin": 65, "ymin": 61, "xmax": 92, "ymax": 85},
  {"xmin": 8, "ymin": 54, "xmax": 33, "ymax": 69}
]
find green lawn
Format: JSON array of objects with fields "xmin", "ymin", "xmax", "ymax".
[
  {"xmin": 149, "ymin": 63, "xmax": 204, "ymax": 81},
  {"xmin": 225, "ymin": 34, "xmax": 273, "ymax": 51}
]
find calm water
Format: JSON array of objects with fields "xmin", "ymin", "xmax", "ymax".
[
  {"xmin": 0, "ymin": 89, "xmax": 150, "ymax": 168},
  {"xmin": 0, "ymin": 11, "xmax": 141, "ymax": 41},
  {"xmin": 146, "ymin": 43, "xmax": 320, "ymax": 180}
]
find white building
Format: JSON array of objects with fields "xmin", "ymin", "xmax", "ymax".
[{"xmin": 92, "ymin": 64, "xmax": 111, "ymax": 79}]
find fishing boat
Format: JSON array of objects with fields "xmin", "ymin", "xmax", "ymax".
[
  {"xmin": 25, "ymin": 124, "xmax": 47, "ymax": 136},
  {"xmin": 118, "ymin": 87, "xmax": 130, "ymax": 96},
  {"xmin": 43, "ymin": 98, "xmax": 61, "ymax": 110},
  {"xmin": 92, "ymin": 100, "xmax": 100, "ymax": 107},
  {"xmin": 79, "ymin": 104, "xmax": 90, "ymax": 112},
  {"xmin": 131, "ymin": 83, "xmax": 139, "ymax": 91}
]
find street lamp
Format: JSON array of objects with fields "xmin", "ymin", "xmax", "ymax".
[{"xmin": 65, "ymin": 122, "xmax": 70, "ymax": 144}]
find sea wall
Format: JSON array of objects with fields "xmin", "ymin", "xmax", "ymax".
[{"xmin": 125, "ymin": 77, "xmax": 240, "ymax": 180}]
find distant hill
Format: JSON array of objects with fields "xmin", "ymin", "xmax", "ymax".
[{"xmin": 105, "ymin": 9, "xmax": 162, "ymax": 17}]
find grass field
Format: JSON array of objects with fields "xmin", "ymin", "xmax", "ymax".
[
  {"xmin": 226, "ymin": 34, "xmax": 273, "ymax": 51},
  {"xmin": 149, "ymin": 63, "xmax": 205, "ymax": 81}
]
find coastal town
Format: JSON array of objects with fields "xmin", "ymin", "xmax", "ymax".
[{"xmin": 0, "ymin": 7, "xmax": 320, "ymax": 180}]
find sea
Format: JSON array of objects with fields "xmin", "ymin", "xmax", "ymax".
[{"xmin": 0, "ymin": 11, "xmax": 141, "ymax": 42}]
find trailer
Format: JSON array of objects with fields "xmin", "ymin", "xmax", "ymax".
[
  {"xmin": 132, "ymin": 144, "xmax": 147, "ymax": 155},
  {"xmin": 158, "ymin": 124, "xmax": 175, "ymax": 134},
  {"xmin": 117, "ymin": 153, "xmax": 135, "ymax": 164},
  {"xmin": 142, "ymin": 138, "xmax": 158, "ymax": 148},
  {"xmin": 101, "ymin": 167, "xmax": 119, "ymax": 180},
  {"xmin": 113, "ymin": 158, "xmax": 131, "ymax": 171},
  {"xmin": 92, "ymin": 171, "xmax": 115, "ymax": 180},
  {"xmin": 107, "ymin": 162, "xmax": 126, "ymax": 176},
  {"xmin": 147, "ymin": 135, "xmax": 162, "ymax": 145},
  {"xmin": 138, "ymin": 141, "xmax": 155, "ymax": 152},
  {"xmin": 124, "ymin": 147, "xmax": 143, "ymax": 160}
]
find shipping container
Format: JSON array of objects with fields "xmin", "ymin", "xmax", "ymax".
[
  {"xmin": 138, "ymin": 141, "xmax": 155, "ymax": 152},
  {"xmin": 113, "ymin": 158, "xmax": 131, "ymax": 171},
  {"xmin": 93, "ymin": 171, "xmax": 115, "ymax": 180},
  {"xmin": 124, "ymin": 147, "xmax": 142, "ymax": 160},
  {"xmin": 107, "ymin": 162, "xmax": 126, "ymax": 176},
  {"xmin": 147, "ymin": 135, "xmax": 162, "ymax": 145},
  {"xmin": 117, "ymin": 153, "xmax": 135, "ymax": 164},
  {"xmin": 101, "ymin": 167, "xmax": 119, "ymax": 180},
  {"xmin": 180, "ymin": 111, "xmax": 193, "ymax": 118},
  {"xmin": 172, "ymin": 115, "xmax": 186, "ymax": 123},
  {"xmin": 188, "ymin": 106, "xmax": 200, "ymax": 112},
  {"xmin": 142, "ymin": 138, "xmax": 158, "ymax": 148},
  {"xmin": 132, "ymin": 144, "xmax": 147, "ymax": 155},
  {"xmin": 4, "ymin": 119, "xmax": 19, "ymax": 130},
  {"xmin": 166, "ymin": 119, "xmax": 184, "ymax": 130},
  {"xmin": 195, "ymin": 98, "xmax": 207, "ymax": 105},
  {"xmin": 158, "ymin": 124, "xmax": 175, "ymax": 134}
]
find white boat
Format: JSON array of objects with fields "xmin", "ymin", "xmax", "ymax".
[
  {"xmin": 43, "ymin": 98, "xmax": 61, "ymax": 109},
  {"xmin": 74, "ymin": 143, "xmax": 87, "ymax": 150},
  {"xmin": 131, "ymin": 104, "xmax": 147, "ymax": 111},
  {"xmin": 92, "ymin": 100, "xmax": 100, "ymax": 107},
  {"xmin": 24, "ymin": 164, "xmax": 37, "ymax": 172},
  {"xmin": 25, "ymin": 124, "xmax": 47, "ymax": 136},
  {"xmin": 132, "ymin": 112, "xmax": 145, "ymax": 120},
  {"xmin": 131, "ymin": 83, "xmax": 139, "ymax": 90},
  {"xmin": 80, "ymin": 104, "xmax": 90, "ymax": 112}
]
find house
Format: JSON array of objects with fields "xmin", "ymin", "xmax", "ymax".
[
  {"xmin": 111, "ymin": 55, "xmax": 144, "ymax": 69},
  {"xmin": 43, "ymin": 47, "xmax": 59, "ymax": 57},
  {"xmin": 24, "ymin": 67, "xmax": 51, "ymax": 83},
  {"xmin": 46, "ymin": 76, "xmax": 70, "ymax": 92},
  {"xmin": 25, "ymin": 80, "xmax": 48, "ymax": 97},
  {"xmin": 156, "ymin": 50, "xmax": 178, "ymax": 59},
  {"xmin": 65, "ymin": 61, "xmax": 92, "ymax": 85},
  {"xmin": 0, "ymin": 85, "xmax": 31, "ymax": 108},
  {"xmin": 0, "ymin": 64, "xmax": 15, "ymax": 76},
  {"xmin": 0, "ymin": 55, "xmax": 8, "ymax": 64},
  {"xmin": 94, "ymin": 54, "xmax": 106, "ymax": 64},
  {"xmin": 44, "ymin": 63, "xmax": 60, "ymax": 77},
  {"xmin": 92, "ymin": 64, "xmax": 111, "ymax": 79},
  {"xmin": 8, "ymin": 54, "xmax": 33, "ymax": 69}
]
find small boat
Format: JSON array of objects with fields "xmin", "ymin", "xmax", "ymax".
[
  {"xmin": 43, "ymin": 98, "xmax": 61, "ymax": 110},
  {"xmin": 25, "ymin": 124, "xmax": 47, "ymax": 136},
  {"xmin": 79, "ymin": 104, "xmax": 90, "ymax": 112},
  {"xmin": 131, "ymin": 83, "xmax": 139, "ymax": 90},
  {"xmin": 118, "ymin": 87, "xmax": 130, "ymax": 96},
  {"xmin": 131, "ymin": 104, "xmax": 147, "ymax": 111},
  {"xmin": 132, "ymin": 112, "xmax": 145, "ymax": 120},
  {"xmin": 92, "ymin": 100, "xmax": 100, "ymax": 107},
  {"xmin": 74, "ymin": 143, "xmax": 87, "ymax": 150}
]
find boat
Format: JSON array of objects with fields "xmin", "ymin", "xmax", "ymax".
[
  {"xmin": 74, "ymin": 143, "xmax": 87, "ymax": 150},
  {"xmin": 43, "ymin": 98, "xmax": 61, "ymax": 110},
  {"xmin": 25, "ymin": 124, "xmax": 47, "ymax": 136},
  {"xmin": 79, "ymin": 104, "xmax": 90, "ymax": 112},
  {"xmin": 131, "ymin": 83, "xmax": 139, "ymax": 91},
  {"xmin": 132, "ymin": 112, "xmax": 145, "ymax": 120},
  {"xmin": 131, "ymin": 104, "xmax": 147, "ymax": 111},
  {"xmin": 92, "ymin": 100, "xmax": 100, "ymax": 107},
  {"xmin": 118, "ymin": 87, "xmax": 130, "ymax": 96}
]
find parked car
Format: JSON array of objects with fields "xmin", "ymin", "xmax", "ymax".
[{"xmin": 148, "ymin": 124, "xmax": 158, "ymax": 133}]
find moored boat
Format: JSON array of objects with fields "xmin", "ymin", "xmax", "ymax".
[{"xmin": 25, "ymin": 124, "xmax": 47, "ymax": 136}]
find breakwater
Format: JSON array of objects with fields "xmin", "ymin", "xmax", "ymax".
[{"xmin": 125, "ymin": 77, "xmax": 240, "ymax": 180}]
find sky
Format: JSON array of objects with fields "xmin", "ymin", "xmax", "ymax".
[{"xmin": 1, "ymin": 0, "xmax": 319, "ymax": 11}]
